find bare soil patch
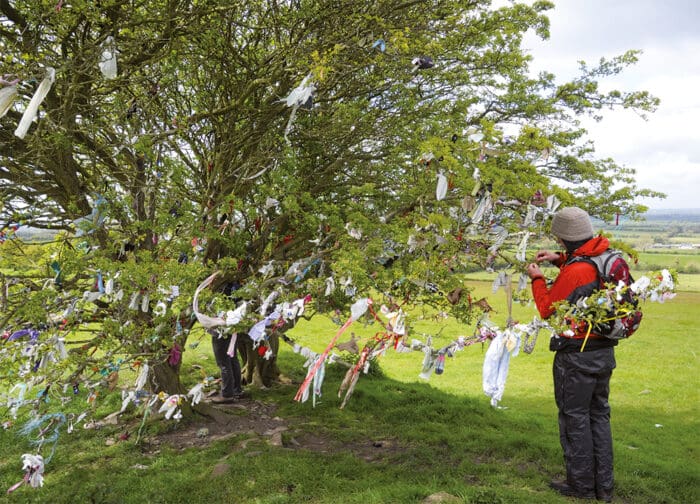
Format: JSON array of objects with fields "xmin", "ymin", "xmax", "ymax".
[{"xmin": 142, "ymin": 396, "xmax": 406, "ymax": 464}]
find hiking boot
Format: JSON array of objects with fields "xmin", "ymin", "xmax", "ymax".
[
  {"xmin": 549, "ymin": 480, "xmax": 595, "ymax": 500},
  {"xmin": 233, "ymin": 390, "xmax": 251, "ymax": 400},
  {"xmin": 211, "ymin": 395, "xmax": 235, "ymax": 404},
  {"xmin": 596, "ymin": 488, "xmax": 614, "ymax": 502}
]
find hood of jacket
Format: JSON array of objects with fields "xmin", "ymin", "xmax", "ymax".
[{"xmin": 571, "ymin": 235, "xmax": 609, "ymax": 258}]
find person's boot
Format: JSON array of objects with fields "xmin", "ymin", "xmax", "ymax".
[
  {"xmin": 596, "ymin": 487, "xmax": 613, "ymax": 502},
  {"xmin": 549, "ymin": 480, "xmax": 596, "ymax": 500},
  {"xmin": 211, "ymin": 394, "xmax": 235, "ymax": 404}
]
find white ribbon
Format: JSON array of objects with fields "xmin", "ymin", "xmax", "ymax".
[
  {"xmin": 15, "ymin": 67, "xmax": 55, "ymax": 139},
  {"xmin": 0, "ymin": 85, "xmax": 17, "ymax": 118},
  {"xmin": 192, "ymin": 272, "xmax": 227, "ymax": 328},
  {"xmin": 436, "ymin": 172, "xmax": 448, "ymax": 201},
  {"xmin": 98, "ymin": 36, "xmax": 118, "ymax": 79}
]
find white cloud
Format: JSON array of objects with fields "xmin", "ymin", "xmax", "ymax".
[{"xmin": 522, "ymin": 0, "xmax": 700, "ymax": 209}]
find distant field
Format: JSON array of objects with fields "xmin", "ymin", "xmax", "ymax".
[
  {"xmin": 634, "ymin": 251, "xmax": 700, "ymax": 274},
  {"xmin": 514, "ymin": 211, "xmax": 700, "ymax": 281}
]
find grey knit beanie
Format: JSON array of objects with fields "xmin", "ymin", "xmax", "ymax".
[{"xmin": 550, "ymin": 207, "xmax": 594, "ymax": 241}]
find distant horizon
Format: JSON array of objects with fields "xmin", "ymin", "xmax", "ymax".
[{"xmin": 644, "ymin": 207, "xmax": 700, "ymax": 212}]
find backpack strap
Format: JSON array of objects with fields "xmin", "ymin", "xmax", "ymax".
[{"xmin": 566, "ymin": 249, "xmax": 619, "ymax": 280}]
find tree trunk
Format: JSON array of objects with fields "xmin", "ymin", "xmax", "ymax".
[
  {"xmin": 239, "ymin": 332, "xmax": 281, "ymax": 388},
  {"xmin": 148, "ymin": 359, "xmax": 192, "ymax": 417},
  {"xmin": 150, "ymin": 360, "xmax": 184, "ymax": 394}
]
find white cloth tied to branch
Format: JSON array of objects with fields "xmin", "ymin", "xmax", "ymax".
[
  {"xmin": 158, "ymin": 394, "xmax": 183, "ymax": 421},
  {"xmin": 22, "ymin": 453, "xmax": 44, "ymax": 488},
  {"xmin": 516, "ymin": 232, "xmax": 530, "ymax": 262},
  {"xmin": 436, "ymin": 172, "xmax": 448, "ymax": 201},
  {"xmin": 99, "ymin": 36, "xmax": 118, "ymax": 79},
  {"xmin": 7, "ymin": 454, "xmax": 45, "ymax": 493},
  {"xmin": 248, "ymin": 311, "xmax": 280, "ymax": 343},
  {"xmin": 0, "ymin": 85, "xmax": 18, "ymax": 118},
  {"xmin": 482, "ymin": 327, "xmax": 521, "ymax": 408},
  {"xmin": 260, "ymin": 290, "xmax": 279, "ymax": 316},
  {"xmin": 192, "ymin": 272, "xmax": 227, "ymax": 328},
  {"xmin": 226, "ymin": 302, "xmax": 247, "ymax": 325},
  {"xmin": 15, "ymin": 67, "xmax": 55, "ymax": 139},
  {"xmin": 281, "ymin": 73, "xmax": 316, "ymax": 142},
  {"xmin": 134, "ymin": 363, "xmax": 149, "ymax": 391},
  {"xmin": 350, "ymin": 298, "xmax": 370, "ymax": 321},
  {"xmin": 187, "ymin": 383, "xmax": 205, "ymax": 406},
  {"xmin": 279, "ymin": 297, "xmax": 307, "ymax": 321}
]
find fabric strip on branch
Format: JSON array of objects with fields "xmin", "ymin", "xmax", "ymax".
[
  {"xmin": 492, "ymin": 271, "xmax": 509, "ymax": 294},
  {"xmin": 157, "ymin": 394, "xmax": 183, "ymax": 421},
  {"xmin": 7, "ymin": 453, "xmax": 45, "ymax": 493},
  {"xmin": 482, "ymin": 327, "xmax": 521, "ymax": 408},
  {"xmin": 418, "ymin": 337, "xmax": 436, "ymax": 380},
  {"xmin": 436, "ymin": 172, "xmax": 448, "ymax": 201},
  {"xmin": 192, "ymin": 272, "xmax": 227, "ymax": 328},
  {"xmin": 517, "ymin": 273, "xmax": 528, "ymax": 293},
  {"xmin": 248, "ymin": 310, "xmax": 281, "ymax": 343},
  {"xmin": 523, "ymin": 204, "xmax": 538, "ymax": 228},
  {"xmin": 19, "ymin": 413, "xmax": 65, "ymax": 463},
  {"xmin": 7, "ymin": 383, "xmax": 28, "ymax": 419},
  {"xmin": 338, "ymin": 346, "xmax": 371, "ymax": 409},
  {"xmin": 14, "ymin": 67, "xmax": 55, "ymax": 139},
  {"xmin": 546, "ymin": 194, "xmax": 561, "ymax": 214},
  {"xmin": 297, "ymin": 354, "xmax": 325, "ymax": 406},
  {"xmin": 516, "ymin": 232, "xmax": 530, "ymax": 262},
  {"xmin": 294, "ymin": 298, "xmax": 370, "ymax": 403},
  {"xmin": 470, "ymin": 192, "xmax": 493, "ymax": 226},
  {"xmin": 98, "ymin": 36, "xmax": 118, "ymax": 79},
  {"xmin": 521, "ymin": 317, "xmax": 552, "ymax": 354},
  {"xmin": 488, "ymin": 228, "xmax": 508, "ymax": 255},
  {"xmin": 134, "ymin": 363, "xmax": 149, "ymax": 391},
  {"xmin": 281, "ymin": 73, "xmax": 316, "ymax": 142},
  {"xmin": 0, "ymin": 85, "xmax": 17, "ymax": 118},
  {"xmin": 260, "ymin": 290, "xmax": 279, "ymax": 316}
]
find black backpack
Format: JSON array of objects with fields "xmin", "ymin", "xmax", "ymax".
[{"xmin": 566, "ymin": 250, "xmax": 643, "ymax": 340}]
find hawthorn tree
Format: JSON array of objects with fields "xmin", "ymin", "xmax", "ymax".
[{"xmin": 1, "ymin": 0, "xmax": 662, "ymax": 422}]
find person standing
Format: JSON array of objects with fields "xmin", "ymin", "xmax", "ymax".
[
  {"xmin": 209, "ymin": 327, "xmax": 247, "ymax": 403},
  {"xmin": 526, "ymin": 207, "xmax": 616, "ymax": 502},
  {"xmin": 208, "ymin": 281, "xmax": 249, "ymax": 404}
]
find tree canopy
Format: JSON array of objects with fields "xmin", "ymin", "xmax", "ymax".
[{"xmin": 1, "ymin": 0, "xmax": 663, "ymax": 426}]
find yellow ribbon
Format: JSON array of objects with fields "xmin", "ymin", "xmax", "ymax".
[
  {"xmin": 580, "ymin": 308, "xmax": 632, "ymax": 352},
  {"xmin": 580, "ymin": 322, "xmax": 593, "ymax": 352}
]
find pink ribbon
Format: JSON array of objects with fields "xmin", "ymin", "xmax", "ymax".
[
  {"xmin": 293, "ymin": 316, "xmax": 354, "ymax": 402},
  {"xmin": 6, "ymin": 477, "xmax": 25, "ymax": 494}
]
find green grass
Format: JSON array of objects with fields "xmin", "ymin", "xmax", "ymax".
[{"xmin": 1, "ymin": 282, "xmax": 697, "ymax": 503}]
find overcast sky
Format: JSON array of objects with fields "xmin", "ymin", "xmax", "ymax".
[{"xmin": 520, "ymin": 0, "xmax": 700, "ymax": 209}]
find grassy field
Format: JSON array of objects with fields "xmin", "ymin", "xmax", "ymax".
[
  {"xmin": 1, "ymin": 216, "xmax": 697, "ymax": 503},
  {"xmin": 1, "ymin": 277, "xmax": 697, "ymax": 503},
  {"xmin": 634, "ymin": 252, "xmax": 700, "ymax": 274}
]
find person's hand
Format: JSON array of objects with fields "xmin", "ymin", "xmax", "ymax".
[
  {"xmin": 526, "ymin": 263, "xmax": 544, "ymax": 280},
  {"xmin": 535, "ymin": 250, "xmax": 559, "ymax": 263}
]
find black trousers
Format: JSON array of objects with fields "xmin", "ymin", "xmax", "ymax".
[
  {"xmin": 553, "ymin": 347, "xmax": 616, "ymax": 495},
  {"xmin": 210, "ymin": 329, "xmax": 242, "ymax": 398}
]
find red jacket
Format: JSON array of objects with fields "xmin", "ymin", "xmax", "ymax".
[{"xmin": 531, "ymin": 236, "xmax": 610, "ymax": 333}]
